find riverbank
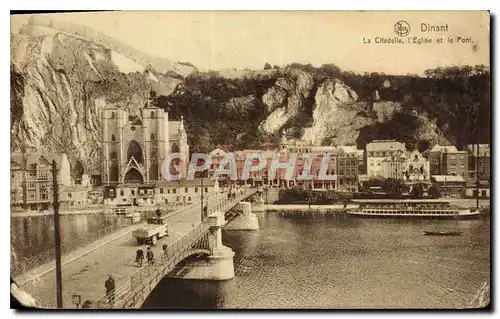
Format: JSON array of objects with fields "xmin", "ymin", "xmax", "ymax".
[{"xmin": 11, "ymin": 208, "xmax": 105, "ymax": 218}]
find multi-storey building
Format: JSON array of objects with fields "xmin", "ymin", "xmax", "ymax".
[
  {"xmin": 467, "ymin": 144, "xmax": 490, "ymax": 180},
  {"xmin": 427, "ymin": 144, "xmax": 468, "ymax": 177},
  {"xmin": 336, "ymin": 148, "xmax": 359, "ymax": 192},
  {"xmin": 365, "ymin": 140, "xmax": 406, "ymax": 177},
  {"xmin": 381, "ymin": 156, "xmax": 406, "ymax": 180},
  {"xmin": 11, "ymin": 152, "xmax": 72, "ymax": 211},
  {"xmin": 403, "ymin": 150, "xmax": 430, "ymax": 181}
]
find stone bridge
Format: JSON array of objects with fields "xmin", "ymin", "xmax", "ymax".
[{"xmin": 89, "ymin": 188, "xmax": 259, "ymax": 309}]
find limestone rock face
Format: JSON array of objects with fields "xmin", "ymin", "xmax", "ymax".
[
  {"xmin": 373, "ymin": 101, "xmax": 402, "ymax": 122},
  {"xmin": 259, "ymin": 71, "xmax": 314, "ymax": 134},
  {"xmin": 302, "ymin": 79, "xmax": 360, "ymax": 145},
  {"xmin": 10, "ymin": 26, "xmax": 184, "ymax": 174}
]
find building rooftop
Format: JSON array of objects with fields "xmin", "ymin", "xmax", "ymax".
[
  {"xmin": 366, "ymin": 140, "xmax": 406, "ymax": 152},
  {"xmin": 467, "ymin": 144, "xmax": 491, "ymax": 157},
  {"xmin": 431, "ymin": 175, "xmax": 466, "ymax": 183},
  {"xmin": 11, "ymin": 152, "xmax": 66, "ymax": 169},
  {"xmin": 428, "ymin": 144, "xmax": 460, "ymax": 153}
]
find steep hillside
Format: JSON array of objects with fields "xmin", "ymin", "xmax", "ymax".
[{"xmin": 10, "ymin": 27, "xmax": 181, "ymax": 174}]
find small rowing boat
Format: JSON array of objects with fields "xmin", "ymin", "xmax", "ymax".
[{"xmin": 422, "ymin": 230, "xmax": 462, "ymax": 236}]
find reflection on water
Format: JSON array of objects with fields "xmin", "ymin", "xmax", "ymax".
[
  {"xmin": 143, "ymin": 212, "xmax": 490, "ymax": 309},
  {"xmin": 11, "ymin": 214, "xmax": 126, "ymax": 273}
]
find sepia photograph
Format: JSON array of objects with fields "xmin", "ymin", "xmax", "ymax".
[{"xmin": 10, "ymin": 10, "xmax": 490, "ymax": 310}]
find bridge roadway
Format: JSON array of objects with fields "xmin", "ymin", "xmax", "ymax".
[{"xmin": 17, "ymin": 188, "xmax": 256, "ymax": 309}]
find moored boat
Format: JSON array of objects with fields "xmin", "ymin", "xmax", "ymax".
[
  {"xmin": 422, "ymin": 230, "xmax": 463, "ymax": 236},
  {"xmin": 347, "ymin": 199, "xmax": 480, "ymax": 219}
]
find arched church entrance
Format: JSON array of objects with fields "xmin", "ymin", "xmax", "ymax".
[{"xmin": 124, "ymin": 168, "xmax": 144, "ymax": 184}]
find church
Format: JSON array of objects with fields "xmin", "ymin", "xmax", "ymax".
[{"xmin": 101, "ymin": 97, "xmax": 189, "ymax": 186}]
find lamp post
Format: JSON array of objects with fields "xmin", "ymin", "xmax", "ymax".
[{"xmin": 52, "ymin": 160, "xmax": 63, "ymax": 308}]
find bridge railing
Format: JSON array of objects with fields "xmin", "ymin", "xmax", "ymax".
[{"xmin": 92, "ymin": 188, "xmax": 257, "ymax": 309}]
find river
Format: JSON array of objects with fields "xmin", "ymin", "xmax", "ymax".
[
  {"xmin": 142, "ymin": 211, "xmax": 490, "ymax": 309},
  {"xmin": 10, "ymin": 213, "xmax": 128, "ymax": 277}
]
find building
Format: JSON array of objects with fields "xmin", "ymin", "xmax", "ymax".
[
  {"xmin": 336, "ymin": 147, "xmax": 359, "ymax": 192},
  {"xmin": 381, "ymin": 156, "xmax": 406, "ymax": 180},
  {"xmin": 365, "ymin": 140, "xmax": 406, "ymax": 177},
  {"xmin": 427, "ymin": 144, "xmax": 468, "ymax": 177},
  {"xmin": 279, "ymin": 134, "xmax": 313, "ymax": 154},
  {"xmin": 465, "ymin": 180, "xmax": 490, "ymax": 199},
  {"xmin": 103, "ymin": 178, "xmax": 215, "ymax": 207},
  {"xmin": 467, "ymin": 144, "xmax": 490, "ymax": 180},
  {"xmin": 402, "ymin": 150, "xmax": 430, "ymax": 181},
  {"xmin": 60, "ymin": 185, "xmax": 91, "ymax": 209},
  {"xmin": 430, "ymin": 175, "xmax": 466, "ymax": 198},
  {"xmin": 101, "ymin": 95, "xmax": 189, "ymax": 185},
  {"xmin": 11, "ymin": 152, "xmax": 72, "ymax": 211}
]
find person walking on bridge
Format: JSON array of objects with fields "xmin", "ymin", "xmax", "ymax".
[
  {"xmin": 135, "ymin": 248, "xmax": 144, "ymax": 267},
  {"xmin": 105, "ymin": 275, "xmax": 115, "ymax": 307},
  {"xmin": 146, "ymin": 246, "xmax": 154, "ymax": 266}
]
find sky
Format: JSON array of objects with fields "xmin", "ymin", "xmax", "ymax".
[{"xmin": 11, "ymin": 11, "xmax": 490, "ymax": 75}]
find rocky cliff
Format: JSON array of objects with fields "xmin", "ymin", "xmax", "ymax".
[{"xmin": 11, "ymin": 25, "xmax": 185, "ymax": 174}]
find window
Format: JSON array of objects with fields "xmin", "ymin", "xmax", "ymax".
[
  {"xmin": 131, "ymin": 190, "xmax": 135, "ymax": 196},
  {"xmin": 185, "ymin": 187, "xmax": 188, "ymax": 193},
  {"xmin": 38, "ymin": 171, "xmax": 48, "ymax": 180},
  {"xmin": 120, "ymin": 190, "xmax": 124, "ymax": 196},
  {"xmin": 111, "ymin": 134, "xmax": 116, "ymax": 142},
  {"xmin": 150, "ymin": 111, "xmax": 155, "ymax": 118},
  {"xmin": 151, "ymin": 133, "xmax": 155, "ymax": 141},
  {"xmin": 160, "ymin": 188, "xmax": 164, "ymax": 194},
  {"xmin": 195, "ymin": 187, "xmax": 198, "ymax": 193},
  {"xmin": 68, "ymin": 192, "xmax": 72, "ymax": 198},
  {"xmin": 111, "ymin": 112, "xmax": 115, "ymax": 119},
  {"xmin": 205, "ymin": 187, "xmax": 208, "ymax": 193},
  {"xmin": 167, "ymin": 189, "xmax": 170, "ymax": 194},
  {"xmin": 173, "ymin": 188, "xmax": 177, "ymax": 194}
]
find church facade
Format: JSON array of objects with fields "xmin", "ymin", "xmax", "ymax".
[{"xmin": 101, "ymin": 99, "xmax": 189, "ymax": 185}]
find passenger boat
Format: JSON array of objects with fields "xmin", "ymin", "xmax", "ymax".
[{"xmin": 347, "ymin": 199, "xmax": 480, "ymax": 219}]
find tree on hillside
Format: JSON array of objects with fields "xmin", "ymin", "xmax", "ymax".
[{"xmin": 264, "ymin": 63, "xmax": 272, "ymax": 70}]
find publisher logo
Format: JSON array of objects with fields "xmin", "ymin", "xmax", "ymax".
[{"xmin": 394, "ymin": 21, "xmax": 410, "ymax": 37}]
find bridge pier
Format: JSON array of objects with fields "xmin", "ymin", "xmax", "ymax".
[
  {"xmin": 176, "ymin": 211, "xmax": 235, "ymax": 281},
  {"xmin": 225, "ymin": 202, "xmax": 260, "ymax": 230},
  {"xmin": 251, "ymin": 192, "xmax": 265, "ymax": 212}
]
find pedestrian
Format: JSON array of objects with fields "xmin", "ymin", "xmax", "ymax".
[
  {"xmin": 105, "ymin": 275, "xmax": 115, "ymax": 306},
  {"xmin": 146, "ymin": 247, "xmax": 154, "ymax": 266},
  {"xmin": 135, "ymin": 248, "xmax": 144, "ymax": 267},
  {"xmin": 155, "ymin": 206, "xmax": 161, "ymax": 218}
]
